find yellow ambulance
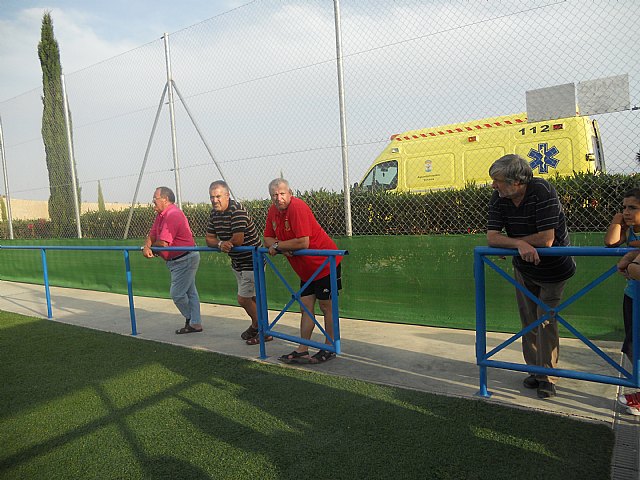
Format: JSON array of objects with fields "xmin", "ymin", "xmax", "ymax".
[{"xmin": 357, "ymin": 113, "xmax": 605, "ymax": 193}]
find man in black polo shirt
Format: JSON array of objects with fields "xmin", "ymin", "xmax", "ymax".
[
  {"xmin": 205, "ymin": 180, "xmax": 272, "ymax": 345},
  {"xmin": 487, "ymin": 154, "xmax": 576, "ymax": 399}
]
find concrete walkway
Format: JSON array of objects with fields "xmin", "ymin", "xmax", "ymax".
[{"xmin": 1, "ymin": 279, "xmax": 638, "ymax": 476}]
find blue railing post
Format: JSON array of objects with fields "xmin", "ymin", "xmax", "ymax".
[
  {"xmin": 330, "ymin": 255, "xmax": 341, "ymax": 355},
  {"xmin": 40, "ymin": 248, "xmax": 53, "ymax": 319},
  {"xmin": 123, "ymin": 250, "xmax": 138, "ymax": 336},
  {"xmin": 253, "ymin": 247, "xmax": 268, "ymax": 360},
  {"xmin": 632, "ymin": 279, "xmax": 639, "ymax": 386},
  {"xmin": 474, "ymin": 248, "xmax": 490, "ymax": 397}
]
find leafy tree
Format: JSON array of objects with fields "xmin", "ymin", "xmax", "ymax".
[
  {"xmin": 38, "ymin": 11, "xmax": 80, "ymax": 237},
  {"xmin": 0, "ymin": 195, "xmax": 6, "ymax": 222},
  {"xmin": 97, "ymin": 181, "xmax": 106, "ymax": 212}
]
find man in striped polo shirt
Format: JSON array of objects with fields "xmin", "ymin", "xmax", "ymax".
[
  {"xmin": 487, "ymin": 154, "xmax": 576, "ymax": 399},
  {"xmin": 205, "ymin": 180, "xmax": 272, "ymax": 345}
]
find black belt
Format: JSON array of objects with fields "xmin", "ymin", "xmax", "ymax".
[{"xmin": 167, "ymin": 251, "xmax": 191, "ymax": 261}]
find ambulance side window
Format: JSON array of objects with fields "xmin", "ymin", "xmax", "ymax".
[{"xmin": 361, "ymin": 160, "xmax": 398, "ymax": 191}]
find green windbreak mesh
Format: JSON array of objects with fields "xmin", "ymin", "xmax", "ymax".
[
  {"xmin": 0, "ymin": 234, "xmax": 626, "ymax": 341},
  {"xmin": 335, "ymin": 234, "xmax": 625, "ymax": 341}
]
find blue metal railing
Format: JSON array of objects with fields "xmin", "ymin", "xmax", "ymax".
[
  {"xmin": 0, "ymin": 244, "xmax": 208, "ymax": 336},
  {"xmin": 0, "ymin": 244, "xmax": 347, "ymax": 360},
  {"xmin": 474, "ymin": 246, "xmax": 640, "ymax": 397},
  {"xmin": 253, "ymin": 247, "xmax": 347, "ymax": 359}
]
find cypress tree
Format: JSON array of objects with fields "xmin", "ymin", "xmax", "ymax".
[
  {"xmin": 38, "ymin": 12, "xmax": 80, "ymax": 237},
  {"xmin": 97, "ymin": 181, "xmax": 106, "ymax": 212}
]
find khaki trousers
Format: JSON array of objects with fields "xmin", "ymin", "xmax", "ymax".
[{"xmin": 514, "ymin": 268, "xmax": 566, "ymax": 384}]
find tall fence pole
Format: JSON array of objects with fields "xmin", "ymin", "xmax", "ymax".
[
  {"xmin": 0, "ymin": 115, "xmax": 14, "ymax": 239},
  {"xmin": 163, "ymin": 33, "xmax": 183, "ymax": 209},
  {"xmin": 333, "ymin": 0, "xmax": 353, "ymax": 237},
  {"xmin": 60, "ymin": 74, "xmax": 82, "ymax": 239}
]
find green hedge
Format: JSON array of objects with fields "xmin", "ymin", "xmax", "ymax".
[
  {"xmin": 0, "ymin": 173, "xmax": 636, "ymax": 341},
  {"xmin": 2, "ymin": 172, "xmax": 637, "ymax": 239}
]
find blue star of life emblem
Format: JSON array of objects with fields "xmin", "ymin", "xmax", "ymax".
[{"xmin": 528, "ymin": 143, "xmax": 560, "ymax": 174}]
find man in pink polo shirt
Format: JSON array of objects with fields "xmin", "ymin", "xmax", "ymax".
[
  {"xmin": 264, "ymin": 178, "xmax": 342, "ymax": 364},
  {"xmin": 143, "ymin": 186, "xmax": 202, "ymax": 334}
]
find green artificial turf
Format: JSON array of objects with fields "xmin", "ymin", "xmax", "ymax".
[{"xmin": 0, "ymin": 312, "xmax": 614, "ymax": 480}]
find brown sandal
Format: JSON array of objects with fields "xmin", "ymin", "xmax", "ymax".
[
  {"xmin": 245, "ymin": 335, "xmax": 273, "ymax": 345},
  {"xmin": 241, "ymin": 326, "xmax": 259, "ymax": 340}
]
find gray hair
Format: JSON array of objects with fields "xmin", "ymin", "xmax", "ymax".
[
  {"xmin": 489, "ymin": 154, "xmax": 533, "ymax": 184},
  {"xmin": 268, "ymin": 178, "xmax": 291, "ymax": 193},
  {"xmin": 209, "ymin": 180, "xmax": 230, "ymax": 193}
]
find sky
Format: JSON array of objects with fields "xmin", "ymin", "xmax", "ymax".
[
  {"xmin": 0, "ymin": 0, "xmax": 637, "ymax": 206},
  {"xmin": 0, "ymin": 0, "xmax": 249, "ymax": 101}
]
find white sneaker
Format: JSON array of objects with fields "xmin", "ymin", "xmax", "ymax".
[
  {"xmin": 618, "ymin": 391, "xmax": 640, "ymax": 406},
  {"xmin": 626, "ymin": 405, "xmax": 640, "ymax": 416},
  {"xmin": 618, "ymin": 391, "xmax": 640, "ymax": 415}
]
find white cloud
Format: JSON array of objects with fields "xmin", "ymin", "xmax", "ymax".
[
  {"xmin": 0, "ymin": 0, "xmax": 255, "ymax": 102},
  {"xmin": 0, "ymin": 9, "xmax": 44, "ymax": 100},
  {"xmin": 0, "ymin": 7, "xmax": 138, "ymax": 101}
]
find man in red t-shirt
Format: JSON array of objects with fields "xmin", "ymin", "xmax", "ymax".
[
  {"xmin": 264, "ymin": 178, "xmax": 342, "ymax": 364},
  {"xmin": 143, "ymin": 186, "xmax": 202, "ymax": 334}
]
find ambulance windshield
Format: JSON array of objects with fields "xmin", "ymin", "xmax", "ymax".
[{"xmin": 361, "ymin": 160, "xmax": 398, "ymax": 191}]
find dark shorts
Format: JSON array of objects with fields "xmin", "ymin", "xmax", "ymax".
[{"xmin": 300, "ymin": 264, "xmax": 342, "ymax": 300}]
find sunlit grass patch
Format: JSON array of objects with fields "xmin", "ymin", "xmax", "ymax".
[{"xmin": 0, "ymin": 312, "xmax": 614, "ymax": 480}]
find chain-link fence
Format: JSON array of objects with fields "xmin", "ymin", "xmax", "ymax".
[{"xmin": 1, "ymin": 0, "xmax": 639, "ymax": 239}]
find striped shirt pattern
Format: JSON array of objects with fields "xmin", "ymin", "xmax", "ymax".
[
  {"xmin": 488, "ymin": 178, "xmax": 576, "ymax": 282},
  {"xmin": 207, "ymin": 200, "xmax": 260, "ymax": 272}
]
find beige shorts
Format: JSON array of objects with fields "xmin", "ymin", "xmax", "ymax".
[{"xmin": 233, "ymin": 268, "xmax": 256, "ymax": 298}]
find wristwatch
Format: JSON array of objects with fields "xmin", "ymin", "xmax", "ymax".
[{"xmin": 272, "ymin": 242, "xmax": 280, "ymax": 252}]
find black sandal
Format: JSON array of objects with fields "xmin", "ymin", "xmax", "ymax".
[
  {"xmin": 278, "ymin": 350, "xmax": 311, "ymax": 364},
  {"xmin": 311, "ymin": 350, "xmax": 336, "ymax": 363},
  {"xmin": 176, "ymin": 323, "xmax": 203, "ymax": 334},
  {"xmin": 245, "ymin": 335, "xmax": 273, "ymax": 345}
]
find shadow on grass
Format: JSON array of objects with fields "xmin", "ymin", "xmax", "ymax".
[
  {"xmin": 2, "ymin": 284, "xmax": 623, "ymax": 422},
  {"xmin": 0, "ymin": 313, "xmax": 614, "ymax": 480}
]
